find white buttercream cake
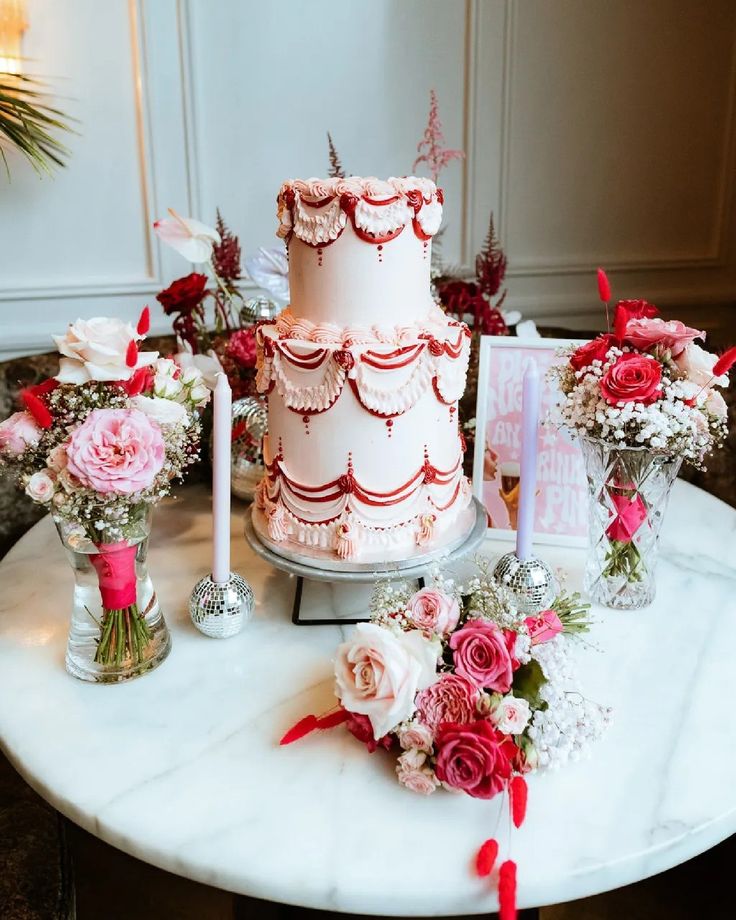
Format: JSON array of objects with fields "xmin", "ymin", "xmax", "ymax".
[{"xmin": 254, "ymin": 176, "xmax": 473, "ymax": 562}]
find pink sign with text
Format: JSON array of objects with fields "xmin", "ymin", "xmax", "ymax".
[{"xmin": 472, "ymin": 337, "xmax": 589, "ymax": 545}]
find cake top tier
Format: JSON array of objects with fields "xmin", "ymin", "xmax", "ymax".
[{"xmin": 276, "ymin": 176, "xmax": 443, "ymax": 247}]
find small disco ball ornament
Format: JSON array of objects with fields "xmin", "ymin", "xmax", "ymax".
[
  {"xmin": 231, "ymin": 396, "xmax": 268, "ymax": 500},
  {"xmin": 189, "ymin": 573, "xmax": 255, "ymax": 639},
  {"xmin": 493, "ymin": 551, "xmax": 556, "ymax": 615},
  {"xmin": 240, "ymin": 296, "xmax": 280, "ymax": 325}
]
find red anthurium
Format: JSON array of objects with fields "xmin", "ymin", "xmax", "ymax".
[{"xmin": 137, "ymin": 305, "xmax": 151, "ymax": 336}]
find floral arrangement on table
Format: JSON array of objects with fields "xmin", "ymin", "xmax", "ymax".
[
  {"xmin": 0, "ymin": 310, "xmax": 209, "ymax": 679},
  {"xmin": 153, "ymin": 209, "xmax": 266, "ymax": 401},
  {"xmin": 281, "ymin": 563, "xmax": 610, "ymax": 918},
  {"xmin": 551, "ymin": 269, "xmax": 735, "ymax": 607}
]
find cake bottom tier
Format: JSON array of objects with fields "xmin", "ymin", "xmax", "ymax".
[{"xmin": 254, "ymin": 444, "xmax": 473, "ymax": 564}]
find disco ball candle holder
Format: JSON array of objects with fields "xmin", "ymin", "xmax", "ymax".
[
  {"xmin": 189, "ymin": 573, "xmax": 254, "ymax": 639},
  {"xmin": 493, "ymin": 552, "xmax": 556, "ymax": 615}
]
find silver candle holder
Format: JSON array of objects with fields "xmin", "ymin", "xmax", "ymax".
[
  {"xmin": 189, "ymin": 572, "xmax": 254, "ymax": 639},
  {"xmin": 493, "ymin": 552, "xmax": 556, "ymax": 615}
]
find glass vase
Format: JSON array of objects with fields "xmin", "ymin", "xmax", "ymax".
[
  {"xmin": 56, "ymin": 507, "xmax": 171, "ymax": 683},
  {"xmin": 580, "ymin": 437, "xmax": 682, "ymax": 610}
]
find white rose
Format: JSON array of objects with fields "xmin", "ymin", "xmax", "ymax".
[
  {"xmin": 174, "ymin": 346, "xmax": 223, "ymax": 391},
  {"xmin": 25, "ymin": 470, "xmax": 56, "ymax": 503},
  {"xmin": 154, "ymin": 373, "xmax": 183, "ymax": 400},
  {"xmin": 132, "ymin": 395, "xmax": 188, "ymax": 427},
  {"xmin": 675, "ymin": 343, "xmax": 728, "ymax": 388},
  {"xmin": 491, "ymin": 694, "xmax": 531, "ymax": 735},
  {"xmin": 189, "ymin": 383, "xmax": 211, "ymax": 407},
  {"xmin": 53, "ymin": 317, "xmax": 157, "ymax": 384},
  {"xmin": 705, "ymin": 389, "xmax": 728, "ymax": 421},
  {"xmin": 335, "ymin": 623, "xmax": 439, "ymax": 739}
]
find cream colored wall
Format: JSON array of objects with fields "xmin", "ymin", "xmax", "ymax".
[{"xmin": 1, "ymin": 0, "xmax": 735, "ymax": 358}]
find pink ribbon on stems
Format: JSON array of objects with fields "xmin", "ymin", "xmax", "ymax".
[
  {"xmin": 90, "ymin": 542, "xmax": 138, "ymax": 609},
  {"xmin": 605, "ymin": 492, "xmax": 647, "ymax": 543}
]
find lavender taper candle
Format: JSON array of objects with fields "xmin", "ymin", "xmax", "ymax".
[{"xmin": 516, "ymin": 360, "xmax": 540, "ymax": 560}]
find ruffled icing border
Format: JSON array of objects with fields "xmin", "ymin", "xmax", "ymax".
[{"xmin": 276, "ymin": 175, "xmax": 443, "ymax": 247}]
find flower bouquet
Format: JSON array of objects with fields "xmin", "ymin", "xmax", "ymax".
[
  {"xmin": 552, "ymin": 270, "xmax": 735, "ymax": 608},
  {"xmin": 281, "ymin": 563, "xmax": 609, "ymax": 917},
  {"xmin": 0, "ymin": 310, "xmax": 209, "ymax": 682}
]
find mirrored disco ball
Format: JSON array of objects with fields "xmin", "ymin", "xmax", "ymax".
[
  {"xmin": 492, "ymin": 552, "xmax": 556, "ymax": 615},
  {"xmin": 189, "ymin": 573, "xmax": 254, "ymax": 639},
  {"xmin": 231, "ymin": 396, "xmax": 268, "ymax": 501},
  {"xmin": 240, "ymin": 296, "xmax": 280, "ymax": 325}
]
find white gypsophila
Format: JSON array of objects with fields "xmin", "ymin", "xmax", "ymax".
[
  {"xmin": 526, "ymin": 636, "xmax": 612, "ymax": 770},
  {"xmin": 552, "ymin": 346, "xmax": 725, "ymax": 466}
]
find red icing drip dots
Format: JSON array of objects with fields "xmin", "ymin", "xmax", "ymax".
[
  {"xmin": 302, "ymin": 414, "xmax": 310, "ymax": 435},
  {"xmin": 423, "ymin": 240, "xmax": 428, "ymax": 259},
  {"xmin": 317, "ymin": 247, "xmax": 323, "ymax": 267},
  {"xmin": 386, "ymin": 419, "xmax": 394, "ymax": 438},
  {"xmin": 377, "ymin": 243, "xmax": 383, "ymax": 263}
]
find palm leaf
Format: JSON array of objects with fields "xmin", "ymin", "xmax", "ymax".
[{"xmin": 0, "ymin": 73, "xmax": 74, "ymax": 177}]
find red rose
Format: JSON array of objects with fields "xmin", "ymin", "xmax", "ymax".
[
  {"xmin": 614, "ymin": 299, "xmax": 659, "ymax": 323},
  {"xmin": 345, "ymin": 712, "xmax": 392, "ymax": 753},
  {"xmin": 415, "ymin": 674, "xmax": 479, "ymax": 732},
  {"xmin": 570, "ymin": 334, "xmax": 616, "ymax": 371},
  {"xmin": 156, "ymin": 273, "xmax": 208, "ymax": 316},
  {"xmin": 599, "ymin": 353, "xmax": 662, "ymax": 405},
  {"xmin": 434, "ymin": 720, "xmax": 514, "ymax": 799},
  {"xmin": 449, "ymin": 620, "xmax": 514, "ymax": 692},
  {"xmin": 226, "ymin": 328, "xmax": 258, "ymax": 369}
]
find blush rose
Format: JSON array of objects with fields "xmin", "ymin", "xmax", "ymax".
[
  {"xmin": 624, "ymin": 317, "xmax": 703, "ymax": 357},
  {"xmin": 54, "ymin": 317, "xmax": 157, "ymax": 384},
  {"xmin": 433, "ymin": 720, "xmax": 514, "ymax": 799},
  {"xmin": 449, "ymin": 620, "xmax": 514, "ymax": 692},
  {"xmin": 406, "ymin": 588, "xmax": 461, "ymax": 635},
  {"xmin": 66, "ymin": 408, "xmax": 165, "ymax": 495},
  {"xmin": 0, "ymin": 411, "xmax": 42, "ymax": 456},
  {"xmin": 334, "ymin": 622, "xmax": 439, "ymax": 739},
  {"xmin": 600, "ymin": 353, "xmax": 662, "ymax": 405},
  {"xmin": 675, "ymin": 343, "xmax": 728, "ymax": 388},
  {"xmin": 396, "ymin": 749, "xmax": 439, "ymax": 795}
]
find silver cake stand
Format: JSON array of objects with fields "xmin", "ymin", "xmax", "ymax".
[{"xmin": 244, "ymin": 497, "xmax": 487, "ymax": 625}]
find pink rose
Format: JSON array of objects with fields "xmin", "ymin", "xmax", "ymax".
[
  {"xmin": 605, "ymin": 492, "xmax": 647, "ymax": 543},
  {"xmin": 0, "ymin": 411, "xmax": 42, "ymax": 456},
  {"xmin": 490, "ymin": 695, "xmax": 531, "ymax": 735},
  {"xmin": 396, "ymin": 749, "xmax": 438, "ymax": 795},
  {"xmin": 25, "ymin": 470, "xmax": 56, "ymax": 503},
  {"xmin": 66, "ymin": 408, "xmax": 165, "ymax": 495},
  {"xmin": 406, "ymin": 588, "xmax": 460, "ymax": 635},
  {"xmin": 524, "ymin": 609, "xmax": 563, "ymax": 644},
  {"xmin": 449, "ymin": 620, "xmax": 514, "ymax": 692},
  {"xmin": 434, "ymin": 720, "xmax": 514, "ymax": 799},
  {"xmin": 415, "ymin": 673, "xmax": 479, "ymax": 731},
  {"xmin": 345, "ymin": 712, "xmax": 393, "ymax": 753},
  {"xmin": 334, "ymin": 622, "xmax": 439, "ymax": 739},
  {"xmin": 624, "ymin": 317, "xmax": 703, "ymax": 357},
  {"xmin": 600, "ymin": 353, "xmax": 662, "ymax": 405}
]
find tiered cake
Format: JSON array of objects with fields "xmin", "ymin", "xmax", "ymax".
[{"xmin": 253, "ymin": 176, "xmax": 472, "ymax": 563}]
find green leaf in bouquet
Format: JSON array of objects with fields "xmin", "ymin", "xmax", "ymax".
[{"xmin": 512, "ymin": 658, "xmax": 547, "ymax": 711}]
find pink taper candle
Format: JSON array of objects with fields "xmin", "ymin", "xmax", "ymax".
[
  {"xmin": 516, "ymin": 360, "xmax": 540, "ymax": 560},
  {"xmin": 212, "ymin": 373, "xmax": 232, "ymax": 583}
]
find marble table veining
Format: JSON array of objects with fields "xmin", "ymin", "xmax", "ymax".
[{"xmin": 0, "ymin": 482, "xmax": 734, "ymax": 916}]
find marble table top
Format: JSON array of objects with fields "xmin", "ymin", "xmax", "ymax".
[{"xmin": 0, "ymin": 482, "xmax": 735, "ymax": 916}]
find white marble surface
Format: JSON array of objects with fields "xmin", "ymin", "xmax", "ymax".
[{"xmin": 0, "ymin": 482, "xmax": 735, "ymax": 916}]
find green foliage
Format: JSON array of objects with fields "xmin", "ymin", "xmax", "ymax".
[
  {"xmin": 513, "ymin": 659, "xmax": 547, "ymax": 710},
  {"xmin": 0, "ymin": 74, "xmax": 73, "ymax": 177}
]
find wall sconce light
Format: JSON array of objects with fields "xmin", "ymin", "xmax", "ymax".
[{"xmin": 0, "ymin": 0, "xmax": 27, "ymax": 75}]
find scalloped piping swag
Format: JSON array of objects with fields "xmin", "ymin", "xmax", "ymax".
[{"xmin": 277, "ymin": 176, "xmax": 444, "ymax": 248}]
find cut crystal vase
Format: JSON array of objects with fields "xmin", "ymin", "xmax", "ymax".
[
  {"xmin": 580, "ymin": 437, "xmax": 682, "ymax": 610},
  {"xmin": 57, "ymin": 507, "xmax": 171, "ymax": 682}
]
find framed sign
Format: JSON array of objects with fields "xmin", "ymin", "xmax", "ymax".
[{"xmin": 472, "ymin": 336, "xmax": 589, "ymax": 547}]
